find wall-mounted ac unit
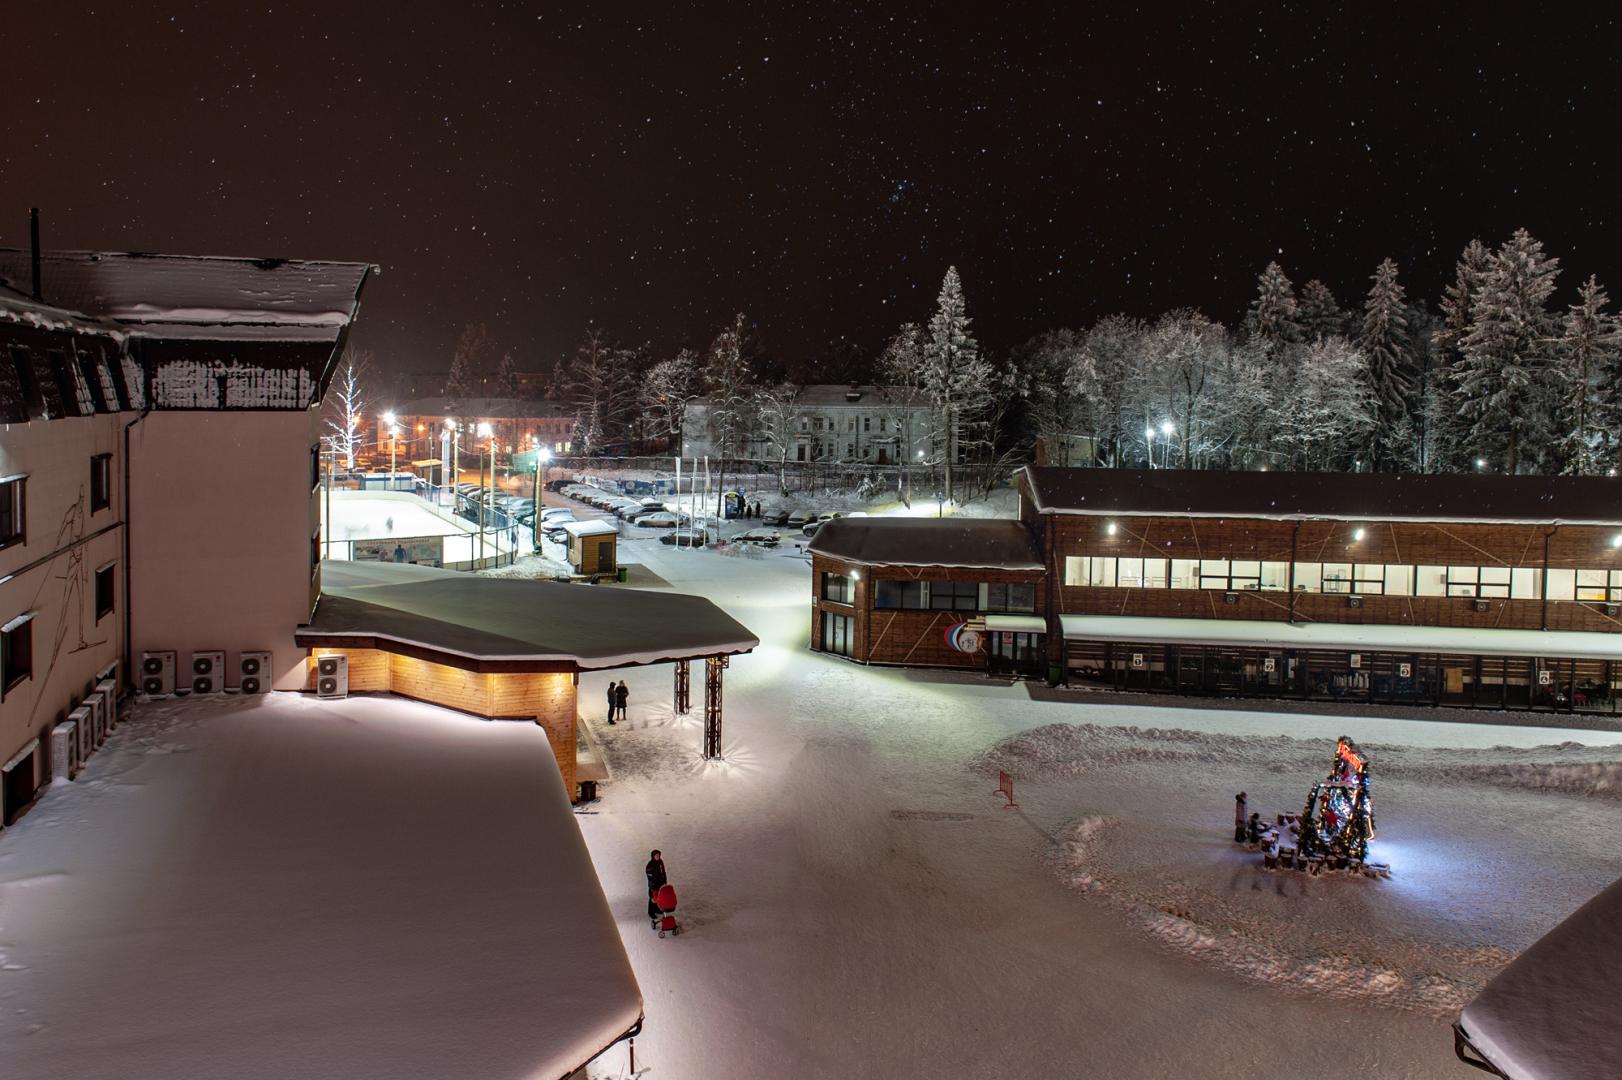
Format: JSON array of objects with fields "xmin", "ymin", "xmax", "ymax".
[
  {"xmin": 1472, "ymin": 599, "xmax": 1490, "ymax": 613},
  {"xmin": 82, "ymin": 690, "xmax": 108, "ymax": 746},
  {"xmin": 50, "ymin": 720, "xmax": 80, "ymax": 781},
  {"xmin": 140, "ymin": 651, "xmax": 176, "ymax": 697},
  {"xmin": 95, "ymin": 679, "xmax": 118, "ymax": 730},
  {"xmin": 1605, "ymin": 603, "xmax": 1620, "ymax": 617},
  {"xmin": 189, "ymin": 651, "xmax": 225, "ymax": 694},
  {"xmin": 1223, "ymin": 591, "xmax": 1239, "ymax": 605},
  {"xmin": 69, "ymin": 705, "xmax": 95, "ymax": 764},
  {"xmin": 238, "ymin": 651, "xmax": 273, "ymax": 694},
  {"xmin": 1347, "ymin": 595, "xmax": 1363, "ymax": 609},
  {"xmin": 316, "ymin": 654, "xmax": 348, "ymax": 699}
]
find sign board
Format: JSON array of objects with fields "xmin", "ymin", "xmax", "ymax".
[
  {"xmin": 945, "ymin": 622, "xmax": 983, "ymax": 653},
  {"xmin": 1538, "ymin": 669, "xmax": 1552, "ymax": 686},
  {"xmin": 353, "ymin": 536, "xmax": 444, "ymax": 567},
  {"xmin": 1262, "ymin": 657, "xmax": 1276, "ymax": 674},
  {"xmin": 1398, "ymin": 662, "xmax": 1412, "ymax": 678},
  {"xmin": 1349, "ymin": 653, "xmax": 1362, "ymax": 669},
  {"xmin": 1130, "ymin": 652, "xmax": 1145, "ymax": 669}
]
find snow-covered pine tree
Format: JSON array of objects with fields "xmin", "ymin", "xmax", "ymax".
[
  {"xmin": 1435, "ymin": 240, "xmax": 1492, "ymax": 366},
  {"xmin": 1275, "ymin": 337, "xmax": 1377, "ymax": 470},
  {"xmin": 1244, "ymin": 261, "xmax": 1303, "ymax": 349},
  {"xmin": 1359, "ymin": 259, "xmax": 1415, "ymax": 470},
  {"xmin": 1076, "ymin": 314, "xmax": 1147, "ymax": 466},
  {"xmin": 564, "ymin": 326, "xmax": 634, "ymax": 457},
  {"xmin": 445, "ymin": 323, "xmax": 488, "ymax": 398},
  {"xmin": 880, "ymin": 322, "xmax": 928, "ymax": 503},
  {"xmin": 491, "ymin": 350, "xmax": 518, "ymax": 399},
  {"xmin": 1455, "ymin": 229, "xmax": 1561, "ymax": 473},
  {"xmin": 1559, "ymin": 275, "xmax": 1619, "ymax": 475},
  {"xmin": 922, "ymin": 266, "xmax": 990, "ymax": 501},
  {"xmin": 1299, "ymin": 279, "xmax": 1347, "ymax": 342},
  {"xmin": 703, "ymin": 313, "xmax": 754, "ymax": 513}
]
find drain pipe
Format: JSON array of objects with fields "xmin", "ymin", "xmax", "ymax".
[{"xmin": 120, "ymin": 363, "xmax": 153, "ymax": 690}]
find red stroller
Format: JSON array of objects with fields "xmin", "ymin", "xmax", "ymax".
[{"xmin": 655, "ymin": 883, "xmax": 680, "ymax": 937}]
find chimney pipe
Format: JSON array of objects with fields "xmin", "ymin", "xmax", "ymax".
[{"xmin": 29, "ymin": 207, "xmax": 42, "ymax": 301}]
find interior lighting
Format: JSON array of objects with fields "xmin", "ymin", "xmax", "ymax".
[
  {"xmin": 1611, "ymin": 534, "xmax": 1622, "ymax": 549},
  {"xmin": 1106, "ymin": 521, "xmax": 1118, "ymax": 536},
  {"xmin": 1353, "ymin": 527, "xmax": 1366, "ymax": 542}
]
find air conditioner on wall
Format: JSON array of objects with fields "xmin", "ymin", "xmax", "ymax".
[
  {"xmin": 238, "ymin": 651, "xmax": 273, "ymax": 694},
  {"xmin": 69, "ymin": 705, "xmax": 95, "ymax": 764},
  {"xmin": 140, "ymin": 651, "xmax": 176, "ymax": 697},
  {"xmin": 82, "ymin": 690, "xmax": 108, "ymax": 745},
  {"xmin": 316, "ymin": 655, "xmax": 348, "ymax": 699},
  {"xmin": 1472, "ymin": 599, "xmax": 1490, "ymax": 613},
  {"xmin": 190, "ymin": 651, "xmax": 225, "ymax": 694},
  {"xmin": 50, "ymin": 720, "xmax": 79, "ymax": 781},
  {"xmin": 95, "ymin": 679, "xmax": 118, "ymax": 729},
  {"xmin": 1347, "ymin": 595, "xmax": 1363, "ymax": 609}
]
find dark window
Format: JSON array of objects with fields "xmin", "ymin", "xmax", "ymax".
[
  {"xmin": 875, "ymin": 579, "xmax": 927, "ymax": 609},
  {"xmin": 929, "ymin": 580, "xmax": 979, "ymax": 611},
  {"xmin": 984, "ymin": 582, "xmax": 1037, "ymax": 613},
  {"xmin": 2, "ymin": 615, "xmax": 33, "ymax": 697},
  {"xmin": 312, "ymin": 530, "xmax": 322, "ymax": 575},
  {"xmin": 822, "ymin": 573, "xmax": 853, "ymax": 604},
  {"xmin": 76, "ymin": 351, "xmax": 106, "ymax": 413},
  {"xmin": 90, "ymin": 454, "xmax": 112, "ymax": 512},
  {"xmin": 42, "ymin": 349, "xmax": 75, "ymax": 417},
  {"xmin": 8, "ymin": 347, "xmax": 44, "ymax": 420},
  {"xmin": 95, "ymin": 564, "xmax": 115, "ymax": 620},
  {"xmin": 311, "ymin": 445, "xmax": 321, "ymax": 490},
  {"xmin": 0, "ymin": 477, "xmax": 24, "ymax": 549}
]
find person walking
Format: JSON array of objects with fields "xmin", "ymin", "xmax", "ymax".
[
  {"xmin": 606, "ymin": 680, "xmax": 618, "ymax": 724},
  {"xmin": 615, "ymin": 680, "xmax": 630, "ymax": 722},
  {"xmin": 645, "ymin": 849, "xmax": 667, "ymax": 929}
]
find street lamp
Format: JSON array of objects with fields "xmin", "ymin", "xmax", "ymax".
[
  {"xmin": 1160, "ymin": 420, "xmax": 1175, "ymax": 468},
  {"xmin": 477, "ymin": 422, "xmax": 493, "ymax": 565},
  {"xmin": 533, "ymin": 445, "xmax": 552, "ymax": 552},
  {"xmin": 1144, "ymin": 426, "xmax": 1156, "ymax": 469}
]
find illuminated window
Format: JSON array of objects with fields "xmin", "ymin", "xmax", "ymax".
[{"xmin": 1321, "ymin": 563, "xmax": 1353, "ymax": 593}]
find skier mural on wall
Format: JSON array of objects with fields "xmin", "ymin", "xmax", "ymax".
[{"xmin": 1297, "ymin": 736, "xmax": 1376, "ymax": 864}]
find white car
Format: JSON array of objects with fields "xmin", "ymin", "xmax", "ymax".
[
  {"xmin": 734, "ymin": 528, "xmax": 781, "ymax": 547},
  {"xmin": 540, "ymin": 507, "xmax": 576, "ymax": 522},
  {"xmin": 633, "ymin": 512, "xmax": 680, "ymax": 528}
]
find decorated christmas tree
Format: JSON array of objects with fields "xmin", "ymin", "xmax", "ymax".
[{"xmin": 1297, "ymin": 737, "xmax": 1376, "ymax": 863}]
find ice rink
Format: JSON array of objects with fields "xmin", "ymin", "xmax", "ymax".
[{"xmin": 320, "ymin": 491, "xmax": 521, "ymax": 566}]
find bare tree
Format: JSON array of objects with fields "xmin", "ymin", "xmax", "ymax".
[
  {"xmin": 641, "ymin": 348, "xmax": 701, "ymax": 454},
  {"xmin": 879, "ymin": 323, "xmax": 927, "ymax": 504},
  {"xmin": 322, "ymin": 349, "xmax": 370, "ymax": 469},
  {"xmin": 563, "ymin": 326, "xmax": 635, "ymax": 456},
  {"xmin": 703, "ymin": 313, "xmax": 754, "ymax": 513},
  {"xmin": 753, "ymin": 381, "xmax": 802, "ymax": 494}
]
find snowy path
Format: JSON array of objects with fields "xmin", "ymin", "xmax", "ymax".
[{"xmin": 579, "ymin": 532, "xmax": 1622, "ymax": 1079}]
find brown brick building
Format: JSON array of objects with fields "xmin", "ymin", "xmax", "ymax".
[
  {"xmin": 808, "ymin": 518, "xmax": 1047, "ymax": 674},
  {"xmin": 809, "ymin": 467, "xmax": 1622, "ymax": 713}
]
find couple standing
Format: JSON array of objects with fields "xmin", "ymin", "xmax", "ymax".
[{"xmin": 606, "ymin": 680, "xmax": 629, "ymax": 724}]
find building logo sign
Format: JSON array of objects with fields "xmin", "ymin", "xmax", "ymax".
[{"xmin": 945, "ymin": 622, "xmax": 983, "ymax": 653}]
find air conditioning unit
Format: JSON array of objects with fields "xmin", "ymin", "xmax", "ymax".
[
  {"xmin": 1223, "ymin": 591, "xmax": 1239, "ymax": 605},
  {"xmin": 69, "ymin": 705, "xmax": 95, "ymax": 764},
  {"xmin": 1605, "ymin": 603, "xmax": 1619, "ymax": 617},
  {"xmin": 140, "ymin": 651, "xmax": 176, "ymax": 697},
  {"xmin": 189, "ymin": 651, "xmax": 225, "ymax": 694},
  {"xmin": 316, "ymin": 654, "xmax": 348, "ymax": 699},
  {"xmin": 1347, "ymin": 595, "xmax": 1363, "ymax": 609},
  {"xmin": 50, "ymin": 720, "xmax": 80, "ymax": 781},
  {"xmin": 95, "ymin": 679, "xmax": 118, "ymax": 729},
  {"xmin": 238, "ymin": 651, "xmax": 273, "ymax": 694},
  {"xmin": 1472, "ymin": 599, "xmax": 1490, "ymax": 613},
  {"xmin": 82, "ymin": 690, "xmax": 108, "ymax": 746}
]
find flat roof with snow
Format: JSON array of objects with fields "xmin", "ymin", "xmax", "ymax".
[
  {"xmin": 808, "ymin": 517, "xmax": 1044, "ymax": 571},
  {"xmin": 562, "ymin": 518, "xmax": 620, "ymax": 538},
  {"xmin": 1020, "ymin": 465, "xmax": 1622, "ymax": 526},
  {"xmin": 0, "ymin": 693, "xmax": 641, "ymax": 1080},
  {"xmin": 1060, "ymin": 613, "xmax": 1622, "ymax": 660},
  {"xmin": 297, "ymin": 559, "xmax": 758, "ymax": 670}
]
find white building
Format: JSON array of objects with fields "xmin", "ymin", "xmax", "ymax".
[
  {"xmin": 0, "ymin": 249, "xmax": 373, "ymax": 819},
  {"xmin": 683, "ymin": 383, "xmax": 941, "ymax": 464}
]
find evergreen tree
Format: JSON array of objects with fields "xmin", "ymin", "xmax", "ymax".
[
  {"xmin": 564, "ymin": 326, "xmax": 634, "ymax": 456},
  {"xmin": 1359, "ymin": 259, "xmax": 1414, "ymax": 469},
  {"xmin": 1275, "ymin": 338, "xmax": 1377, "ymax": 470},
  {"xmin": 703, "ymin": 312, "xmax": 755, "ymax": 512},
  {"xmin": 1244, "ymin": 261, "xmax": 1303, "ymax": 349},
  {"xmin": 922, "ymin": 266, "xmax": 991, "ymax": 501},
  {"xmin": 1299, "ymin": 279, "xmax": 1347, "ymax": 342},
  {"xmin": 1560, "ymin": 275, "xmax": 1619, "ymax": 475},
  {"xmin": 490, "ymin": 350, "xmax": 518, "ymax": 399},
  {"xmin": 1434, "ymin": 240, "xmax": 1492, "ymax": 366},
  {"xmin": 1455, "ymin": 229, "xmax": 1561, "ymax": 473},
  {"xmin": 444, "ymin": 323, "xmax": 488, "ymax": 398}
]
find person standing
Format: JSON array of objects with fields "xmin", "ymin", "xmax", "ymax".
[
  {"xmin": 615, "ymin": 680, "xmax": 630, "ymax": 722},
  {"xmin": 645, "ymin": 849, "xmax": 667, "ymax": 928},
  {"xmin": 1234, "ymin": 791, "xmax": 1248, "ymax": 843},
  {"xmin": 606, "ymin": 680, "xmax": 619, "ymax": 724}
]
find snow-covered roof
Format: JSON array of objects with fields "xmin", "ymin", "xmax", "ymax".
[
  {"xmin": 1020, "ymin": 465, "xmax": 1622, "ymax": 526},
  {"xmin": 298, "ymin": 559, "xmax": 757, "ymax": 669},
  {"xmin": 563, "ymin": 519, "xmax": 620, "ymax": 539},
  {"xmin": 0, "ymin": 692, "xmax": 641, "ymax": 1079},
  {"xmin": 0, "ymin": 249, "xmax": 374, "ymax": 343},
  {"xmin": 1059, "ymin": 613, "xmax": 1622, "ymax": 660},
  {"xmin": 808, "ymin": 517, "xmax": 1045, "ymax": 571},
  {"xmin": 1456, "ymin": 875, "xmax": 1622, "ymax": 1079},
  {"xmin": 690, "ymin": 384, "xmax": 925, "ymax": 409},
  {"xmin": 0, "ymin": 282, "xmax": 123, "ymax": 338}
]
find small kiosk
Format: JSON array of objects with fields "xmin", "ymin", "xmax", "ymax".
[{"xmin": 562, "ymin": 519, "xmax": 619, "ymax": 576}]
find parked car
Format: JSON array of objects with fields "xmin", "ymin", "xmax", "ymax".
[
  {"xmin": 801, "ymin": 519, "xmax": 826, "ymax": 537},
  {"xmin": 786, "ymin": 510, "xmax": 813, "ymax": 528},
  {"xmin": 762, "ymin": 508, "xmax": 792, "ymax": 526},
  {"xmin": 734, "ymin": 528, "xmax": 780, "ymax": 547},
  {"xmin": 634, "ymin": 512, "xmax": 680, "ymax": 528},
  {"xmin": 660, "ymin": 528, "xmax": 709, "ymax": 546},
  {"xmin": 540, "ymin": 507, "xmax": 576, "ymax": 522}
]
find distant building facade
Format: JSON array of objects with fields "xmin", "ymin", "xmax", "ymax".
[
  {"xmin": 384, "ymin": 397, "xmax": 575, "ymax": 467},
  {"xmin": 682, "ymin": 384, "xmax": 939, "ymax": 464}
]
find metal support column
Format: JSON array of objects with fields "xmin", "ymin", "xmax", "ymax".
[
  {"xmin": 703, "ymin": 655, "xmax": 727, "ymax": 760},
  {"xmin": 674, "ymin": 659, "xmax": 691, "ymax": 714}
]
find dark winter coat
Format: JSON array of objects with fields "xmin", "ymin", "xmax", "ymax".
[
  {"xmin": 646, "ymin": 858, "xmax": 667, "ymax": 894},
  {"xmin": 616, "ymin": 683, "xmax": 629, "ymax": 707},
  {"xmin": 607, "ymin": 683, "xmax": 617, "ymax": 706}
]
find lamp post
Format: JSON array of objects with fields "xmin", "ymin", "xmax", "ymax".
[
  {"xmin": 533, "ymin": 445, "xmax": 551, "ymax": 552},
  {"xmin": 1144, "ymin": 426, "xmax": 1156, "ymax": 469},
  {"xmin": 477, "ymin": 422, "xmax": 493, "ymax": 566},
  {"xmin": 382, "ymin": 412, "xmax": 399, "ymax": 483},
  {"xmin": 1160, "ymin": 420, "xmax": 1175, "ymax": 469}
]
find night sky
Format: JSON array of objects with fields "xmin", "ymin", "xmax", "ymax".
[{"xmin": 5, "ymin": 3, "xmax": 1619, "ymax": 375}]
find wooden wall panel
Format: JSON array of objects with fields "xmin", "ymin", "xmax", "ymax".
[
  {"xmin": 306, "ymin": 648, "xmax": 391, "ymax": 691},
  {"xmin": 387, "ymin": 654, "xmax": 494, "ymax": 715}
]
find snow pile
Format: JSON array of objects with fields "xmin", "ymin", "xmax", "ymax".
[{"xmin": 479, "ymin": 551, "xmax": 575, "ymax": 580}]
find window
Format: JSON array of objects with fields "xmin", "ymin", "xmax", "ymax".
[
  {"xmin": 1510, "ymin": 567, "xmax": 1540, "ymax": 599},
  {"xmin": 310, "ymin": 444, "xmax": 321, "ymax": 490},
  {"xmin": 1446, "ymin": 566, "xmax": 1480, "ymax": 598},
  {"xmin": 95, "ymin": 564, "xmax": 115, "ymax": 620},
  {"xmin": 1117, "ymin": 557, "xmax": 1145, "ymax": 587},
  {"xmin": 1416, "ymin": 565, "xmax": 1447, "ymax": 596},
  {"xmin": 1170, "ymin": 559, "xmax": 1198, "ymax": 589},
  {"xmin": 822, "ymin": 573, "xmax": 853, "ymax": 604},
  {"xmin": 875, "ymin": 579, "xmax": 927, "ymax": 609},
  {"xmin": 1064, "ymin": 556, "xmax": 1086, "ymax": 586},
  {"xmin": 0, "ymin": 476, "xmax": 23, "ymax": 549},
  {"xmin": 2, "ymin": 613, "xmax": 33, "ymax": 697},
  {"xmin": 1546, "ymin": 568, "xmax": 1576, "ymax": 601},
  {"xmin": 8, "ymin": 346, "xmax": 45, "ymax": 420},
  {"xmin": 821, "ymin": 611, "xmax": 853, "ymax": 657},
  {"xmin": 1321, "ymin": 563, "xmax": 1353, "ymax": 593},
  {"xmin": 1199, "ymin": 559, "xmax": 1231, "ymax": 589},
  {"xmin": 983, "ymin": 582, "xmax": 1037, "ymax": 612},
  {"xmin": 1384, "ymin": 564, "xmax": 1415, "ymax": 596},
  {"xmin": 863, "ymin": 417, "xmax": 871, "ymax": 432},
  {"xmin": 1353, "ymin": 564, "xmax": 1385, "ymax": 595},
  {"xmin": 90, "ymin": 454, "xmax": 112, "ymax": 513},
  {"xmin": 1260, "ymin": 561, "xmax": 1290, "ymax": 590},
  {"xmin": 1479, "ymin": 566, "xmax": 1511, "ymax": 598},
  {"xmin": 929, "ymin": 580, "xmax": 979, "ymax": 611},
  {"xmin": 311, "ymin": 530, "xmax": 322, "ymax": 576}
]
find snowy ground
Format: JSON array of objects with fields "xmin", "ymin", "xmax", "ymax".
[
  {"xmin": 0, "ymin": 693, "xmax": 639, "ymax": 1080},
  {"xmin": 568, "ymin": 517, "xmax": 1622, "ymax": 1079}
]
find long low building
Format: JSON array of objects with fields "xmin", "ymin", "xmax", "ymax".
[{"xmin": 807, "ymin": 466, "xmax": 1622, "ymax": 714}]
